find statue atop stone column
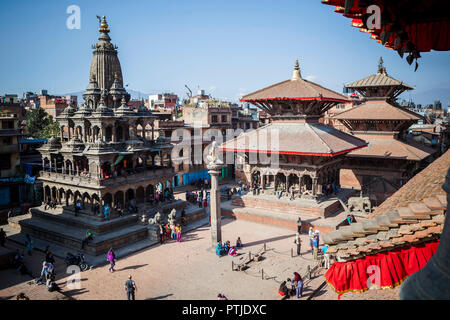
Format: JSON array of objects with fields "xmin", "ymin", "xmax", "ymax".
[{"xmin": 206, "ymin": 140, "xmax": 223, "ymax": 166}]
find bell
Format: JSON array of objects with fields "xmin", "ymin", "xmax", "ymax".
[{"xmin": 400, "ymin": 168, "xmax": 450, "ymax": 299}]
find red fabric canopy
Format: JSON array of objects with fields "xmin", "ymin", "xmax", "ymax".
[
  {"xmin": 322, "ymin": 1, "xmax": 450, "ymax": 53},
  {"xmin": 325, "ymin": 240, "xmax": 439, "ymax": 294}
]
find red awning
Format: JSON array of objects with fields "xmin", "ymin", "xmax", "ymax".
[
  {"xmin": 324, "ymin": 240, "xmax": 439, "ymax": 294},
  {"xmin": 322, "ymin": 0, "xmax": 450, "ymax": 66}
]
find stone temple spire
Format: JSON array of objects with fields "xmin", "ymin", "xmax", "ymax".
[
  {"xmin": 89, "ymin": 16, "xmax": 124, "ymax": 92},
  {"xmin": 291, "ymin": 59, "xmax": 302, "ymax": 81}
]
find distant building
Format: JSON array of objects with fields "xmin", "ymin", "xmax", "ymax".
[
  {"xmin": 182, "ymin": 104, "xmax": 232, "ymax": 136},
  {"xmin": 22, "ymin": 92, "xmax": 40, "ymax": 110},
  {"xmin": 148, "ymin": 93, "xmax": 178, "ymax": 110},
  {"xmin": 0, "ymin": 111, "xmax": 22, "ymax": 209},
  {"xmin": 0, "ymin": 94, "xmax": 25, "ymax": 122},
  {"xmin": 39, "ymin": 91, "xmax": 77, "ymax": 118},
  {"xmin": 230, "ymin": 103, "xmax": 259, "ymax": 131},
  {"xmin": 187, "ymin": 89, "xmax": 210, "ymax": 106}
]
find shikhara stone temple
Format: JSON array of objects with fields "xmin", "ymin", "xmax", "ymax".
[
  {"xmin": 220, "ymin": 61, "xmax": 369, "ymax": 231},
  {"xmin": 12, "ymin": 17, "xmax": 204, "ymax": 260}
]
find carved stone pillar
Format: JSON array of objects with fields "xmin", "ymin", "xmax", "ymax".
[
  {"xmin": 208, "ymin": 162, "xmax": 225, "ymax": 249},
  {"xmin": 312, "ymin": 177, "xmax": 318, "ymax": 196}
]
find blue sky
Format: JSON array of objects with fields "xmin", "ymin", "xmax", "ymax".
[{"xmin": 1, "ymin": 0, "xmax": 449, "ymax": 106}]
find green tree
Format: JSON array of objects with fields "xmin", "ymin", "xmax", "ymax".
[
  {"xmin": 39, "ymin": 119, "xmax": 60, "ymax": 139},
  {"xmin": 25, "ymin": 107, "xmax": 59, "ymax": 138}
]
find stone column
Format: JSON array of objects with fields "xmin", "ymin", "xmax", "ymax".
[
  {"xmin": 312, "ymin": 177, "xmax": 318, "ymax": 196},
  {"xmin": 208, "ymin": 162, "xmax": 225, "ymax": 249}
]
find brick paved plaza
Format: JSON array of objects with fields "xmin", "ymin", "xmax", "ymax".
[{"xmin": 1, "ymin": 218, "xmax": 331, "ymax": 300}]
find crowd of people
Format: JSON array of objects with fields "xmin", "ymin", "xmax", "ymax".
[
  {"xmin": 279, "ymin": 272, "xmax": 304, "ymax": 299},
  {"xmin": 44, "ymin": 198, "xmax": 58, "ymax": 210},
  {"xmin": 190, "ymin": 178, "xmax": 210, "ymax": 189},
  {"xmin": 216, "ymin": 237, "xmax": 242, "ymax": 257},
  {"xmin": 185, "ymin": 189, "xmax": 209, "ymax": 208},
  {"xmin": 157, "ymin": 223, "xmax": 183, "ymax": 245}
]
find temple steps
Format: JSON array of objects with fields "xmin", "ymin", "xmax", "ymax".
[
  {"xmin": 18, "ymin": 215, "xmax": 148, "ymax": 256},
  {"xmin": 30, "ymin": 208, "xmax": 139, "ymax": 235}
]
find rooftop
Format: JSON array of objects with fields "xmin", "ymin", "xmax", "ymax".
[
  {"xmin": 242, "ymin": 61, "xmax": 348, "ymax": 104},
  {"xmin": 322, "ymin": 149, "xmax": 449, "ymax": 262},
  {"xmin": 347, "ymin": 134, "xmax": 435, "ymax": 161},
  {"xmin": 219, "ymin": 121, "xmax": 367, "ymax": 156},
  {"xmin": 332, "ymin": 100, "xmax": 421, "ymax": 121}
]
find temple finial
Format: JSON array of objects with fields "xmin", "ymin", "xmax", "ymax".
[
  {"xmin": 291, "ymin": 59, "xmax": 301, "ymax": 81},
  {"xmin": 378, "ymin": 56, "xmax": 387, "ymax": 75},
  {"xmin": 99, "ymin": 16, "xmax": 110, "ymax": 34}
]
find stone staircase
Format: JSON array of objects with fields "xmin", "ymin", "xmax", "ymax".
[{"xmin": 17, "ymin": 207, "xmax": 149, "ymax": 256}]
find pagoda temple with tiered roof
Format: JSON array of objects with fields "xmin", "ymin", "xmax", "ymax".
[
  {"xmin": 220, "ymin": 61, "xmax": 368, "ymax": 228},
  {"xmin": 332, "ymin": 58, "xmax": 436, "ymax": 205}
]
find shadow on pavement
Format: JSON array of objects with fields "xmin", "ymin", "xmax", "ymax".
[
  {"xmin": 242, "ymin": 234, "xmax": 296, "ymax": 248},
  {"xmin": 118, "ymin": 264, "xmax": 148, "ymax": 271},
  {"xmin": 146, "ymin": 293, "xmax": 173, "ymax": 300},
  {"xmin": 61, "ymin": 287, "xmax": 89, "ymax": 297}
]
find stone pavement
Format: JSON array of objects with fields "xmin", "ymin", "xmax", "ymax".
[
  {"xmin": 3, "ymin": 209, "xmax": 210, "ymax": 268},
  {"xmin": 0, "ymin": 217, "xmax": 328, "ymax": 300},
  {"xmin": 0, "ymin": 241, "xmax": 71, "ymax": 300}
]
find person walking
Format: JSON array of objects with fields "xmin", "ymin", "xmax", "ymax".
[
  {"xmin": 308, "ymin": 227, "xmax": 314, "ymax": 254},
  {"xmin": 176, "ymin": 224, "xmax": 182, "ymax": 242},
  {"xmin": 107, "ymin": 247, "xmax": 116, "ymax": 272},
  {"xmin": 198, "ymin": 195, "xmax": 203, "ymax": 208},
  {"xmin": 125, "ymin": 275, "xmax": 137, "ymax": 300},
  {"xmin": 297, "ymin": 217, "xmax": 302, "ymax": 233},
  {"xmin": 25, "ymin": 234, "xmax": 33, "ymax": 256},
  {"xmin": 296, "ymin": 275, "xmax": 304, "ymax": 298},
  {"xmin": 312, "ymin": 233, "xmax": 319, "ymax": 260},
  {"xmin": 158, "ymin": 224, "xmax": 165, "ymax": 244},
  {"xmin": 294, "ymin": 232, "xmax": 302, "ymax": 256},
  {"xmin": 0, "ymin": 228, "xmax": 6, "ymax": 247},
  {"xmin": 322, "ymin": 245, "xmax": 330, "ymax": 269}
]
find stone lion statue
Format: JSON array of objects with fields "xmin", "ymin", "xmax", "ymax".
[
  {"xmin": 168, "ymin": 208, "xmax": 177, "ymax": 227},
  {"xmin": 148, "ymin": 211, "xmax": 162, "ymax": 225}
]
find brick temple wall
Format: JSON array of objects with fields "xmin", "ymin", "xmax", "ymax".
[
  {"xmin": 232, "ymin": 197, "xmax": 341, "ymax": 218},
  {"xmin": 222, "ymin": 208, "xmax": 334, "ymax": 234}
]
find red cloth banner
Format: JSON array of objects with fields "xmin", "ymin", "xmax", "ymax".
[{"xmin": 325, "ymin": 240, "xmax": 439, "ymax": 294}]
